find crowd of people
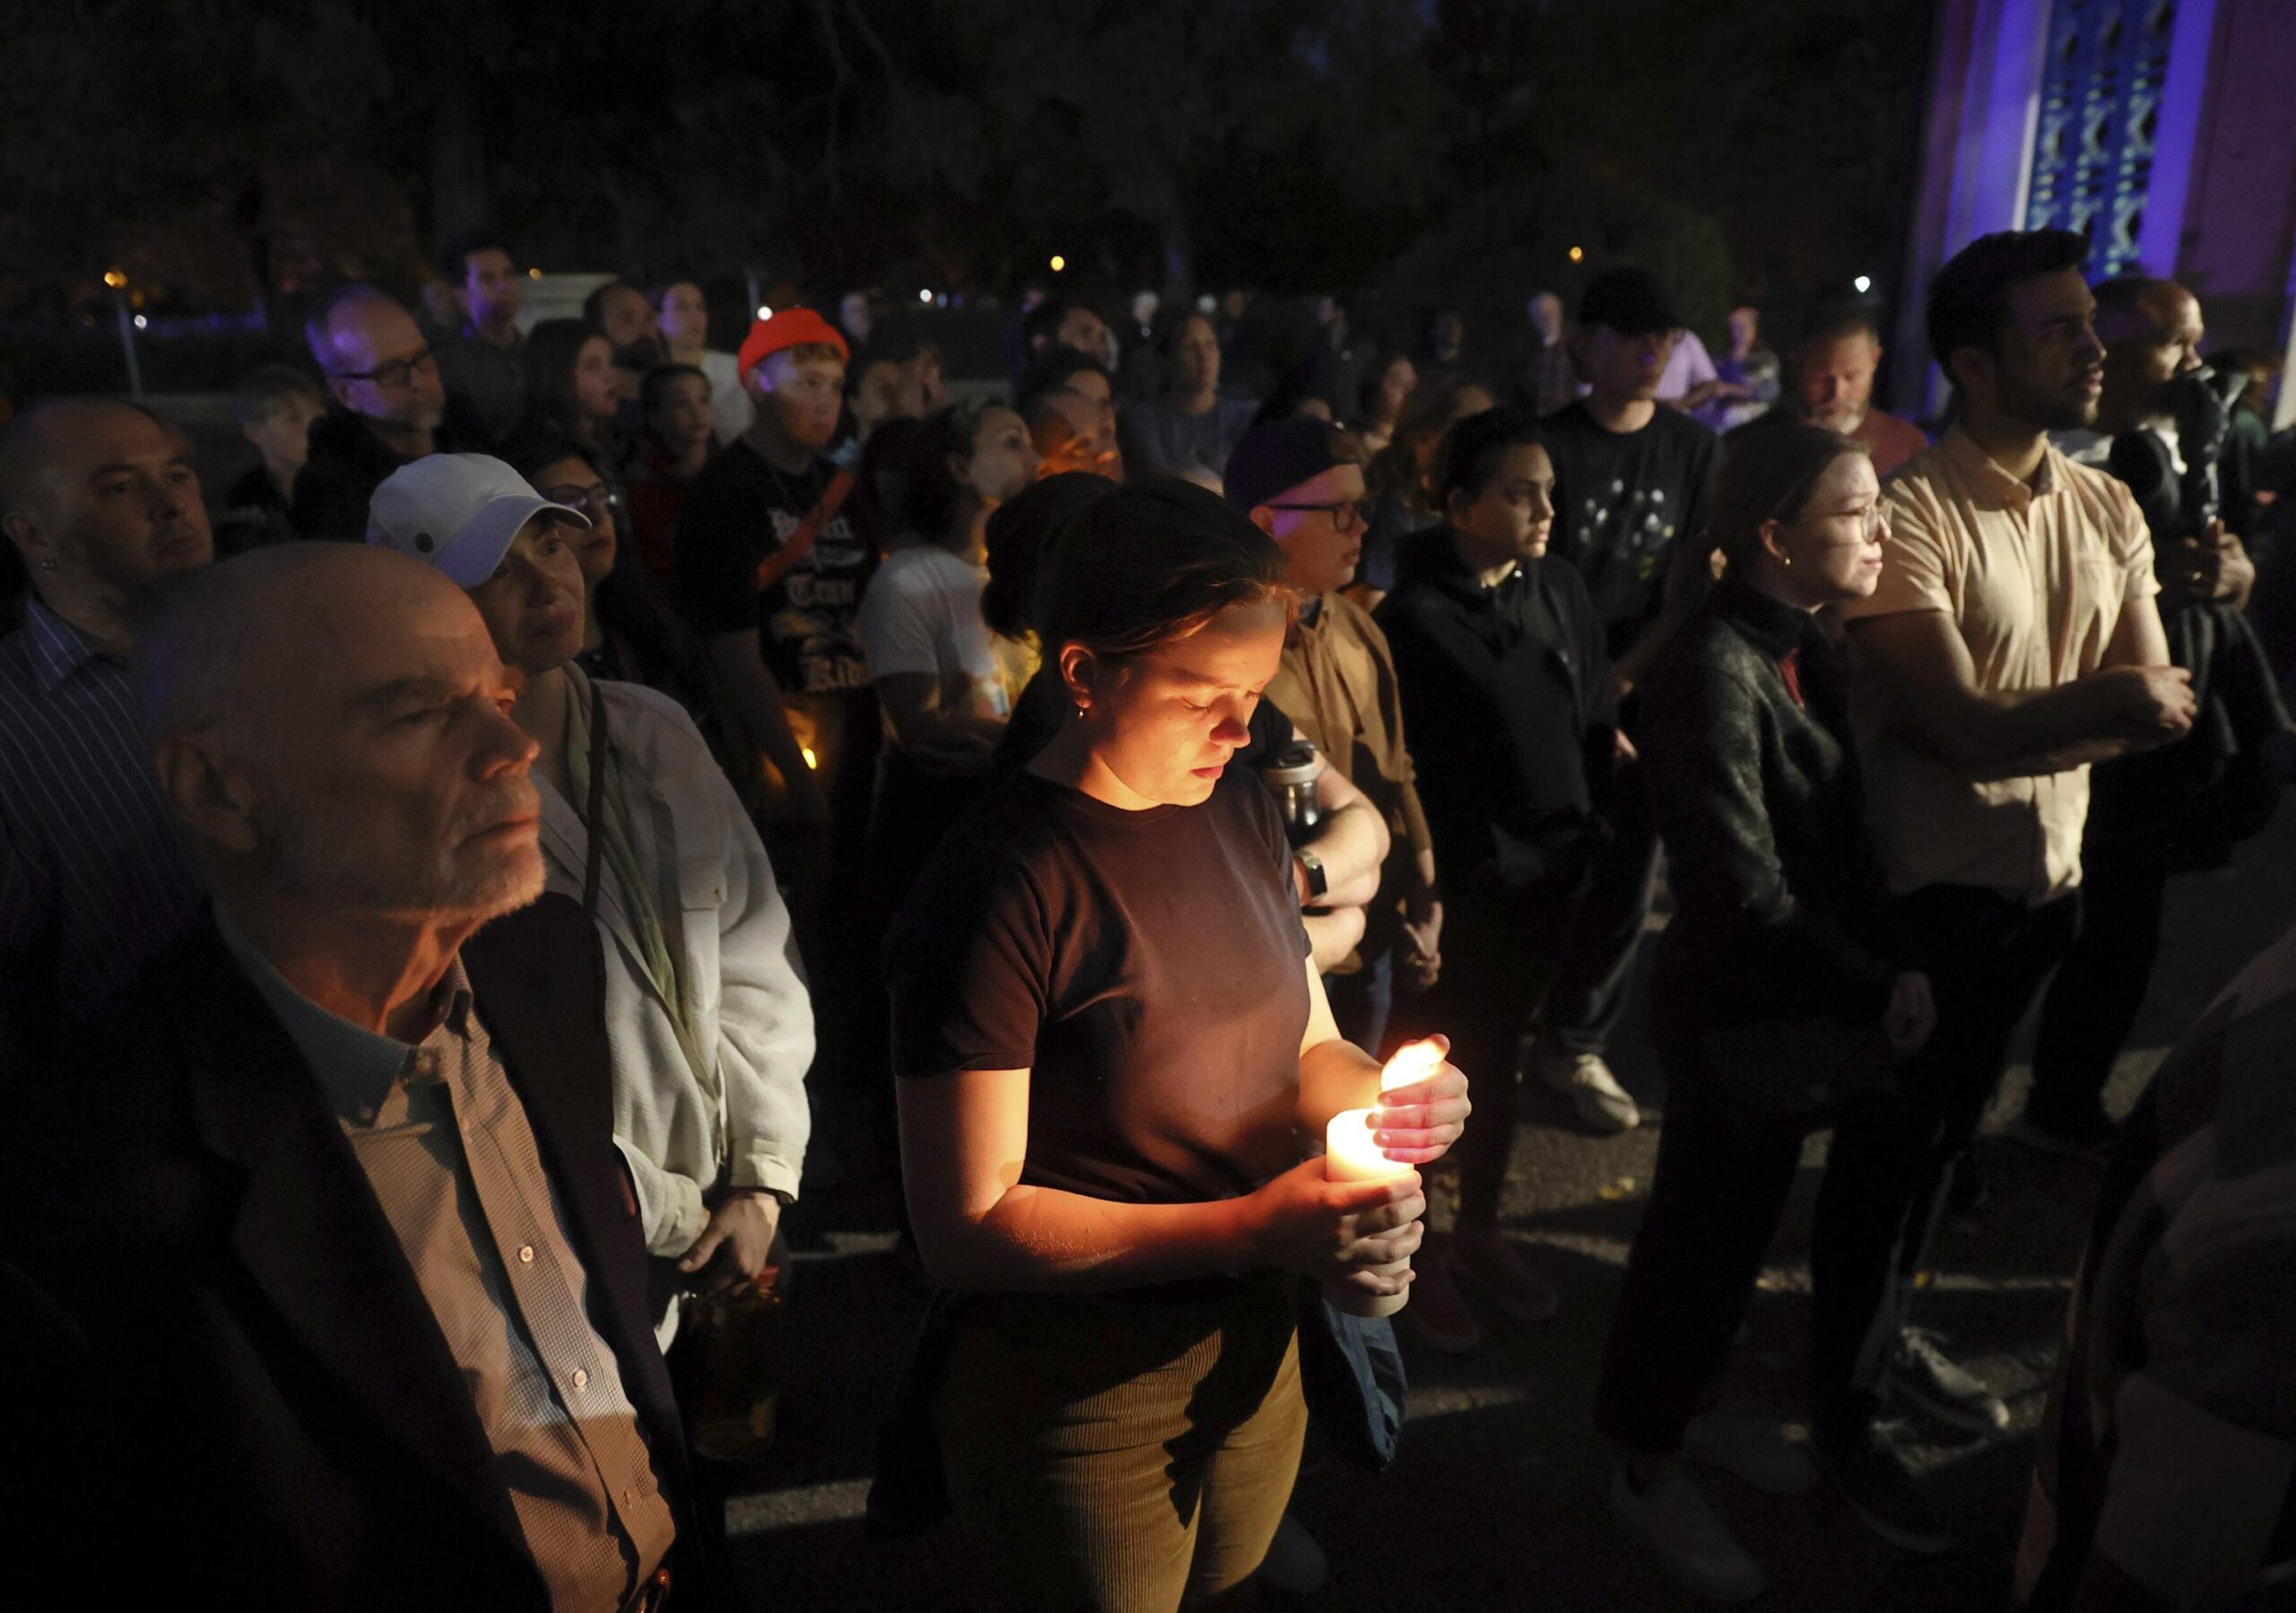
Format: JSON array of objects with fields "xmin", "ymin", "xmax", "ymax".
[{"xmin": 4, "ymin": 221, "xmax": 2296, "ymax": 1613}]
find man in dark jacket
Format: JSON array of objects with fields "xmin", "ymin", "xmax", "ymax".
[
  {"xmin": 4, "ymin": 545, "xmax": 713, "ymax": 1611},
  {"xmin": 292, "ymin": 282, "xmax": 460, "ymax": 542},
  {"xmin": 2024, "ymin": 276, "xmax": 2288, "ymax": 1151}
]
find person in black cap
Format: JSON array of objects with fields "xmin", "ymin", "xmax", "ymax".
[
  {"xmin": 1528, "ymin": 265, "xmax": 1721, "ymax": 1134},
  {"xmin": 882, "ymin": 478, "xmax": 1468, "ymax": 1611},
  {"xmin": 1229, "ymin": 416, "xmax": 1440, "ymax": 1051}
]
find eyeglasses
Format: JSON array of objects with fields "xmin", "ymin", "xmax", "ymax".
[
  {"xmin": 330, "ymin": 347, "xmax": 438, "ymax": 389},
  {"xmin": 540, "ymin": 483, "xmax": 622, "ymax": 522},
  {"xmin": 1264, "ymin": 499, "xmax": 1373, "ymax": 534},
  {"xmin": 1805, "ymin": 504, "xmax": 1887, "ymax": 542}
]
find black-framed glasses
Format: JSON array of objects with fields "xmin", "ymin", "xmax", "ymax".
[
  {"xmin": 539, "ymin": 483, "xmax": 623, "ymax": 523},
  {"xmin": 331, "ymin": 347, "xmax": 438, "ymax": 389},
  {"xmin": 1264, "ymin": 498, "xmax": 1373, "ymax": 534}
]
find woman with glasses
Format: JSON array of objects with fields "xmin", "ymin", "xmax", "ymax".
[
  {"xmin": 1593, "ymin": 421, "xmax": 1934, "ymax": 1602},
  {"xmin": 375, "ymin": 451, "xmax": 816, "ymax": 1349}
]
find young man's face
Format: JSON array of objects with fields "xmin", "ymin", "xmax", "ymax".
[
  {"xmin": 1976, "ymin": 269, "xmax": 2106, "ymax": 432},
  {"xmin": 757, "ymin": 351, "xmax": 847, "ymax": 451},
  {"xmin": 1798, "ymin": 333, "xmax": 1882, "ymax": 432},
  {"xmin": 1057, "ymin": 306, "xmax": 1110, "ymax": 361},
  {"xmin": 2099, "ymin": 284, "xmax": 2205, "ymax": 417},
  {"xmin": 598, "ymin": 286, "xmax": 657, "ymax": 352},
  {"xmin": 1171, "ymin": 318, "xmax": 1222, "ymax": 395},
  {"xmin": 1048, "ymin": 368, "xmax": 1118, "ymax": 455},
  {"xmin": 461, "ymin": 247, "xmax": 523, "ymax": 330},
  {"xmin": 1578, "ymin": 324, "xmax": 1676, "ymax": 404},
  {"xmin": 244, "ymin": 393, "xmax": 325, "ymax": 473}
]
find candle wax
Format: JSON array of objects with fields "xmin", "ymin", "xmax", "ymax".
[{"xmin": 1325, "ymin": 1108, "xmax": 1413, "ymax": 1184}]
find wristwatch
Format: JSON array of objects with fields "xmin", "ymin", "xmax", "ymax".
[{"xmin": 1294, "ymin": 848, "xmax": 1328, "ymax": 903}]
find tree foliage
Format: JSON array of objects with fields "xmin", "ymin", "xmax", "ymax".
[{"xmin": 3, "ymin": 0, "xmax": 1930, "ymax": 338}]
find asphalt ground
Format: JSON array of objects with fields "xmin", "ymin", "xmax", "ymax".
[{"xmin": 726, "ymin": 798, "xmax": 2296, "ymax": 1612}]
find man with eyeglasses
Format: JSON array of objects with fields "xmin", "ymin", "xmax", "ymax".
[
  {"xmin": 1229, "ymin": 418, "xmax": 1439, "ymax": 1054},
  {"xmin": 291, "ymin": 282, "xmax": 468, "ymax": 542}
]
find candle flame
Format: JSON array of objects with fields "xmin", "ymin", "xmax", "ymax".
[{"xmin": 1379, "ymin": 1038, "xmax": 1443, "ymax": 1093}]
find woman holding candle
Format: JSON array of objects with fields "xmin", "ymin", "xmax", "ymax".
[
  {"xmin": 885, "ymin": 480, "xmax": 1468, "ymax": 1612},
  {"xmin": 1593, "ymin": 421, "xmax": 1935, "ymax": 1600}
]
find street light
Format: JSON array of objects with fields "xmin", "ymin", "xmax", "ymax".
[
  {"xmin": 103, "ymin": 268, "xmax": 127, "ymax": 289},
  {"xmin": 1854, "ymin": 274, "xmax": 1873, "ymax": 294},
  {"xmin": 1049, "ymin": 255, "xmax": 1066, "ymax": 273},
  {"xmin": 918, "ymin": 288, "xmax": 932, "ymax": 303},
  {"xmin": 1568, "ymin": 246, "xmax": 1585, "ymax": 264}
]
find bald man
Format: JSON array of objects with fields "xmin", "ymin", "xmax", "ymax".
[
  {"xmin": 291, "ymin": 282, "xmax": 459, "ymax": 542},
  {"xmin": 4, "ymin": 544, "xmax": 709, "ymax": 1611},
  {"xmin": 0, "ymin": 396, "xmax": 210, "ymax": 1044}
]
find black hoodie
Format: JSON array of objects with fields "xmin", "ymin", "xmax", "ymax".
[
  {"xmin": 288, "ymin": 411, "xmax": 470, "ymax": 542},
  {"xmin": 1375, "ymin": 527, "xmax": 1617, "ymax": 905}
]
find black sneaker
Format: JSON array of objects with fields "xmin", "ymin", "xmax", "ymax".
[
  {"xmin": 1811, "ymin": 1420, "xmax": 1954, "ymax": 1555},
  {"xmin": 1883, "ymin": 1328, "xmax": 2010, "ymax": 1433}
]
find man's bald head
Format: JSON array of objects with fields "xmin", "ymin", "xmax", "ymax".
[
  {"xmin": 137, "ymin": 542, "xmax": 543, "ymax": 923},
  {"xmin": 0, "ymin": 397, "xmax": 210, "ymax": 631},
  {"xmin": 306, "ymin": 282, "xmax": 445, "ymax": 432},
  {"xmin": 135, "ymin": 543, "xmax": 471, "ymax": 750}
]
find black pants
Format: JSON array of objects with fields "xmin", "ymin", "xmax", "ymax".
[
  {"xmin": 1807, "ymin": 884, "xmax": 2078, "ymax": 1420},
  {"xmin": 2027, "ymin": 837, "xmax": 2171, "ymax": 1126},
  {"xmin": 1411, "ymin": 821, "xmax": 1656, "ymax": 1230},
  {"xmin": 1596, "ymin": 1045, "xmax": 1840, "ymax": 1454}
]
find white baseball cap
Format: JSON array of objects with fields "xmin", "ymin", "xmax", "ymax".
[{"xmin": 364, "ymin": 454, "xmax": 591, "ymax": 587}]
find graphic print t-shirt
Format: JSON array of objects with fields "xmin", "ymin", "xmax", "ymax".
[
  {"xmin": 674, "ymin": 440, "xmax": 880, "ymax": 696},
  {"xmin": 1539, "ymin": 400, "xmax": 1718, "ymax": 653}
]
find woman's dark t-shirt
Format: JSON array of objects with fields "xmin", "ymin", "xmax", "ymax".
[{"xmin": 885, "ymin": 765, "xmax": 1311, "ymax": 1205}]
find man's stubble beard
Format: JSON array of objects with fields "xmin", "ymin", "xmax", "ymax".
[{"xmin": 255, "ymin": 776, "xmax": 546, "ymax": 928}]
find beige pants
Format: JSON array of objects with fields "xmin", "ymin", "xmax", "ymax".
[{"xmin": 935, "ymin": 1276, "xmax": 1307, "ymax": 1613}]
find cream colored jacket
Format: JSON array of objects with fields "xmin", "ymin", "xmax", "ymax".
[{"xmin": 536, "ymin": 677, "xmax": 813, "ymax": 1256}]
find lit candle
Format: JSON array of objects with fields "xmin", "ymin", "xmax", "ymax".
[
  {"xmin": 1378, "ymin": 1037, "xmax": 1446, "ymax": 1094},
  {"xmin": 1324, "ymin": 1108, "xmax": 1413, "ymax": 1184},
  {"xmin": 1324, "ymin": 1108, "xmax": 1413, "ymax": 1318}
]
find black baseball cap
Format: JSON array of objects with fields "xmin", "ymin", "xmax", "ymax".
[
  {"xmin": 1224, "ymin": 417, "xmax": 1356, "ymax": 514},
  {"xmin": 1578, "ymin": 267, "xmax": 1683, "ymax": 337}
]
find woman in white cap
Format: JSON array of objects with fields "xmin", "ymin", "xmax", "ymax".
[{"xmin": 367, "ymin": 453, "xmax": 814, "ymax": 1345}]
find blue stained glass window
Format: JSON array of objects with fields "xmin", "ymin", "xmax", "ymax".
[{"xmin": 2024, "ymin": 0, "xmax": 2178, "ymax": 276}]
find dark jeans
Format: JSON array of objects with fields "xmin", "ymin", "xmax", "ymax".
[
  {"xmin": 1410, "ymin": 820, "xmax": 1657, "ymax": 1230},
  {"xmin": 1595, "ymin": 1046, "xmax": 1833, "ymax": 1454},
  {"xmin": 1809, "ymin": 884, "xmax": 2079, "ymax": 1420},
  {"xmin": 2027, "ymin": 837, "xmax": 2171, "ymax": 1125}
]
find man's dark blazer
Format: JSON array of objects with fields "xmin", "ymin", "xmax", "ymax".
[{"xmin": 2, "ymin": 893, "xmax": 718, "ymax": 1610}]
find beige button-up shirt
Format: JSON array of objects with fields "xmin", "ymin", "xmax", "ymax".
[
  {"xmin": 220, "ymin": 921, "xmax": 677, "ymax": 1609},
  {"xmin": 1839, "ymin": 425, "xmax": 2157, "ymax": 904}
]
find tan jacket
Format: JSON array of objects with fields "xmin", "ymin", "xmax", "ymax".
[{"xmin": 1268, "ymin": 592, "xmax": 1434, "ymax": 980}]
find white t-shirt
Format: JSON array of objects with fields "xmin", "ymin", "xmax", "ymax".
[
  {"xmin": 857, "ymin": 546, "xmax": 1012, "ymax": 723},
  {"xmin": 698, "ymin": 350, "xmax": 756, "ymax": 446}
]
